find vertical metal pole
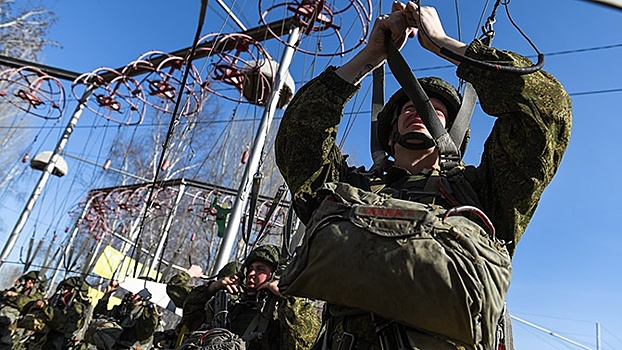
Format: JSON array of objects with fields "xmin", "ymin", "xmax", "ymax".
[
  {"xmin": 82, "ymin": 235, "xmax": 106, "ymax": 276},
  {"xmin": 596, "ymin": 322, "xmax": 601, "ymax": 350},
  {"xmin": 148, "ymin": 183, "xmax": 186, "ymax": 276},
  {"xmin": 0, "ymin": 86, "xmax": 94, "ymax": 270},
  {"xmin": 211, "ymin": 26, "xmax": 301, "ymax": 274},
  {"xmin": 111, "ymin": 198, "xmax": 150, "ymax": 280},
  {"xmin": 46, "ymin": 196, "xmax": 93, "ymax": 295}
]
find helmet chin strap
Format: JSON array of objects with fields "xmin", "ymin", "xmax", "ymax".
[{"xmin": 394, "ymin": 131, "xmax": 436, "ymax": 151}]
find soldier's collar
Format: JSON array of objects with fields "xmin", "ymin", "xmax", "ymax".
[{"xmin": 386, "ymin": 166, "xmax": 438, "ymax": 183}]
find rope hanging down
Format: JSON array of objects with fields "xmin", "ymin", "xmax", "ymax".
[
  {"xmin": 130, "ymin": 0, "xmax": 209, "ymax": 280},
  {"xmin": 418, "ymin": 0, "xmax": 545, "ymax": 74}
]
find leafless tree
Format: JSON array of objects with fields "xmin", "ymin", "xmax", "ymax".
[{"xmin": 0, "ymin": 1, "xmax": 57, "ymax": 227}]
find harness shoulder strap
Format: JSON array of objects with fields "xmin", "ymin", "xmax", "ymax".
[
  {"xmin": 241, "ymin": 295, "xmax": 278, "ymax": 347},
  {"xmin": 385, "ymin": 35, "xmax": 460, "ymax": 170}
]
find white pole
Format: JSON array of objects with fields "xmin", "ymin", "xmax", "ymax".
[
  {"xmin": 596, "ymin": 322, "xmax": 601, "ymax": 350},
  {"xmin": 46, "ymin": 196, "xmax": 93, "ymax": 295},
  {"xmin": 148, "ymin": 183, "xmax": 186, "ymax": 276},
  {"xmin": 0, "ymin": 86, "xmax": 94, "ymax": 270},
  {"xmin": 211, "ymin": 25, "xmax": 301, "ymax": 275},
  {"xmin": 215, "ymin": 0, "xmax": 247, "ymax": 31}
]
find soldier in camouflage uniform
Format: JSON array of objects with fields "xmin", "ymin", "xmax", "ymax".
[
  {"xmin": 275, "ymin": 2, "xmax": 571, "ymax": 350},
  {"xmin": 182, "ymin": 245, "xmax": 320, "ymax": 350},
  {"xmin": 0, "ymin": 271, "xmax": 46, "ymax": 350},
  {"xmin": 21, "ymin": 276, "xmax": 90, "ymax": 350},
  {"xmin": 84, "ymin": 280, "xmax": 160, "ymax": 349},
  {"xmin": 162, "ymin": 261, "xmax": 241, "ymax": 349}
]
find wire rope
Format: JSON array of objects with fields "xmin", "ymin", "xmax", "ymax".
[{"xmin": 129, "ymin": 0, "xmax": 211, "ymax": 279}]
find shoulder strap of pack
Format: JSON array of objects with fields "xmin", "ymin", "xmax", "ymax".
[
  {"xmin": 241, "ymin": 295, "xmax": 278, "ymax": 347},
  {"xmin": 385, "ymin": 35, "xmax": 461, "ymax": 171},
  {"xmin": 495, "ymin": 305, "xmax": 514, "ymax": 350}
]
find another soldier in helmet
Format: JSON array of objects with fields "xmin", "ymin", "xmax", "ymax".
[
  {"xmin": 81, "ymin": 280, "xmax": 160, "ymax": 350},
  {"xmin": 275, "ymin": 2, "xmax": 571, "ymax": 350},
  {"xmin": 0, "ymin": 271, "xmax": 46, "ymax": 350},
  {"xmin": 161, "ymin": 261, "xmax": 241, "ymax": 348},
  {"xmin": 20, "ymin": 276, "xmax": 90, "ymax": 350},
  {"xmin": 180, "ymin": 245, "xmax": 320, "ymax": 350}
]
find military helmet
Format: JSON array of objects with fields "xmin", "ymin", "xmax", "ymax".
[
  {"xmin": 59, "ymin": 276, "xmax": 89, "ymax": 295},
  {"xmin": 377, "ymin": 77, "xmax": 462, "ymax": 156},
  {"xmin": 20, "ymin": 271, "xmax": 45, "ymax": 283},
  {"xmin": 243, "ymin": 245, "xmax": 280, "ymax": 270}
]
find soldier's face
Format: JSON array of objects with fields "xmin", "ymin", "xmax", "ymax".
[
  {"xmin": 23, "ymin": 278, "xmax": 35, "ymax": 289},
  {"xmin": 245, "ymin": 260, "xmax": 274, "ymax": 294},
  {"xmin": 396, "ymin": 98, "xmax": 448, "ymax": 138},
  {"xmin": 131, "ymin": 293, "xmax": 144, "ymax": 305}
]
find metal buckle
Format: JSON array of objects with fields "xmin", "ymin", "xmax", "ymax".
[{"xmin": 334, "ymin": 331, "xmax": 355, "ymax": 350}]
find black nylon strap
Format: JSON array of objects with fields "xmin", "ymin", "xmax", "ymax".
[
  {"xmin": 384, "ymin": 34, "xmax": 460, "ymax": 169},
  {"xmin": 370, "ymin": 64, "xmax": 387, "ymax": 172},
  {"xmin": 449, "ymin": 82, "xmax": 477, "ymax": 150},
  {"xmin": 254, "ymin": 184, "xmax": 287, "ymax": 246}
]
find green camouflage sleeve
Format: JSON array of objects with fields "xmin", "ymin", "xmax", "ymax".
[
  {"xmin": 133, "ymin": 305, "xmax": 160, "ymax": 342},
  {"xmin": 277, "ymin": 296, "xmax": 321, "ymax": 350},
  {"xmin": 92, "ymin": 293, "xmax": 112, "ymax": 316},
  {"xmin": 182, "ymin": 284, "xmax": 214, "ymax": 331},
  {"xmin": 46, "ymin": 301, "xmax": 87, "ymax": 336},
  {"xmin": 166, "ymin": 271, "xmax": 192, "ymax": 308},
  {"xmin": 275, "ymin": 67, "xmax": 360, "ymax": 224},
  {"xmin": 6, "ymin": 291, "xmax": 43, "ymax": 311},
  {"xmin": 457, "ymin": 39, "xmax": 572, "ymax": 254}
]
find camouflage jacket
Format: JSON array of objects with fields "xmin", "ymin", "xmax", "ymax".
[
  {"xmin": 42, "ymin": 297, "xmax": 89, "ymax": 338},
  {"xmin": 275, "ymin": 39, "xmax": 572, "ymax": 349},
  {"xmin": 275, "ymin": 39, "xmax": 572, "ymax": 256},
  {"xmin": 176, "ymin": 281, "xmax": 320, "ymax": 350},
  {"xmin": 93, "ymin": 293, "xmax": 160, "ymax": 343},
  {"xmin": 0, "ymin": 286, "xmax": 44, "ymax": 312},
  {"xmin": 166, "ymin": 271, "xmax": 193, "ymax": 309}
]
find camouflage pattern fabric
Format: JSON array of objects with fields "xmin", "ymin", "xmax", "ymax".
[
  {"xmin": 276, "ymin": 296, "xmax": 321, "ymax": 350},
  {"xmin": 0, "ymin": 285, "xmax": 44, "ymax": 311},
  {"xmin": 275, "ymin": 39, "xmax": 572, "ymax": 349},
  {"xmin": 0, "ymin": 284, "xmax": 45, "ymax": 349},
  {"xmin": 243, "ymin": 245, "xmax": 280, "ymax": 268},
  {"xmin": 45, "ymin": 297, "xmax": 89, "ymax": 337},
  {"xmin": 18, "ymin": 295, "xmax": 89, "ymax": 350},
  {"xmin": 166, "ymin": 262, "xmax": 242, "ymax": 333},
  {"xmin": 166, "ymin": 271, "xmax": 193, "ymax": 309},
  {"xmin": 174, "ymin": 272, "xmax": 320, "ymax": 349},
  {"xmin": 180, "ymin": 284, "xmax": 213, "ymax": 332},
  {"xmin": 92, "ymin": 293, "xmax": 160, "ymax": 344}
]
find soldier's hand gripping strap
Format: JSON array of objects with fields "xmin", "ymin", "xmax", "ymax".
[{"xmin": 279, "ymin": 182, "xmax": 512, "ymax": 349}]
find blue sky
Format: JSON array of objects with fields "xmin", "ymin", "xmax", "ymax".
[{"xmin": 1, "ymin": 0, "xmax": 621, "ymax": 348}]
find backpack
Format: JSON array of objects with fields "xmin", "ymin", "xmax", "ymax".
[
  {"xmin": 178, "ymin": 327, "xmax": 246, "ymax": 350},
  {"xmin": 279, "ymin": 182, "xmax": 512, "ymax": 349},
  {"xmin": 83, "ymin": 317, "xmax": 124, "ymax": 350}
]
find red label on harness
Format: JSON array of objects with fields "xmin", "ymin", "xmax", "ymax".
[{"xmin": 356, "ymin": 206, "xmax": 424, "ymax": 220}]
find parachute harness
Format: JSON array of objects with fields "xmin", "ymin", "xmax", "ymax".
[{"xmin": 372, "ymin": 0, "xmax": 546, "ymax": 174}]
